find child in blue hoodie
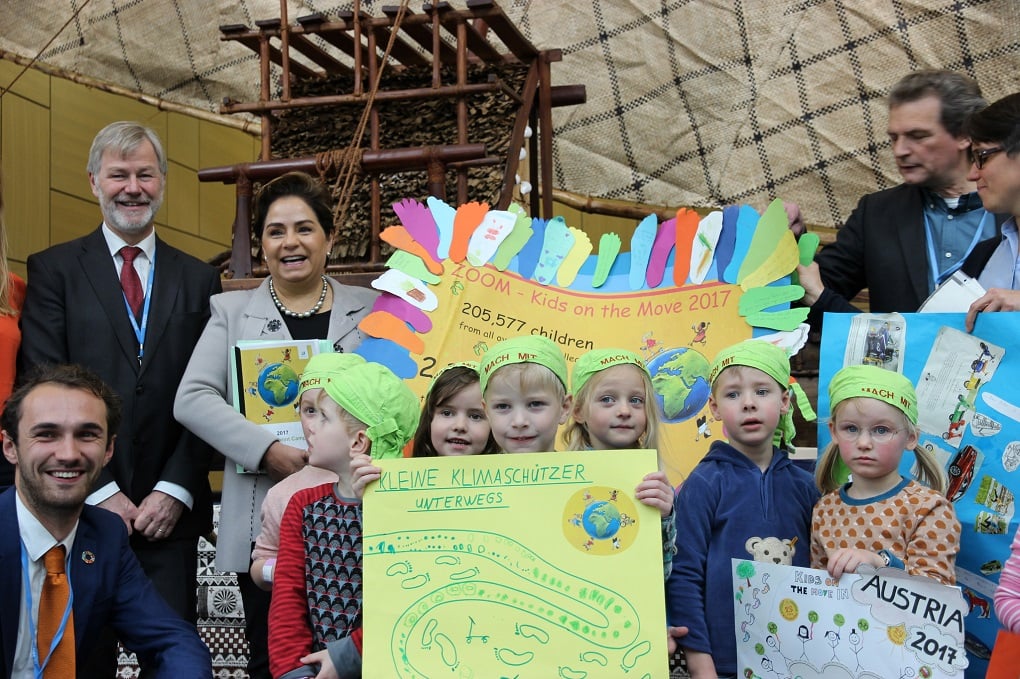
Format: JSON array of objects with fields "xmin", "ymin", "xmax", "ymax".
[{"xmin": 666, "ymin": 339, "xmax": 819, "ymax": 678}]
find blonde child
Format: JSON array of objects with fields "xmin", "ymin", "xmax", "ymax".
[
  {"xmin": 667, "ymin": 339, "xmax": 818, "ymax": 679},
  {"xmin": 812, "ymin": 364, "xmax": 960, "ymax": 585},
  {"xmin": 477, "ymin": 335, "xmax": 572, "ymax": 453},
  {"xmin": 268, "ymin": 354, "xmax": 418, "ymax": 679},
  {"xmin": 411, "ymin": 362, "xmax": 498, "ymax": 457},
  {"xmin": 565, "ymin": 348, "xmax": 677, "ymax": 578}
]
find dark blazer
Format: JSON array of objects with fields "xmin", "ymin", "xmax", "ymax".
[
  {"xmin": 0, "ymin": 488, "xmax": 212, "ymax": 677},
  {"xmin": 809, "ymin": 183, "xmax": 1007, "ymax": 326},
  {"xmin": 16, "ymin": 227, "xmax": 221, "ymax": 538}
]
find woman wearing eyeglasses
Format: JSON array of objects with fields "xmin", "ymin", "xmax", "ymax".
[{"xmin": 961, "ymin": 92, "xmax": 1020, "ymax": 332}]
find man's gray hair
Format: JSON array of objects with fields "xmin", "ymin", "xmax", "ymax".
[
  {"xmin": 86, "ymin": 121, "xmax": 168, "ymax": 176},
  {"xmin": 888, "ymin": 70, "xmax": 986, "ymax": 138}
]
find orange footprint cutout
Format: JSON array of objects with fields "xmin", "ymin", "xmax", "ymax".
[
  {"xmin": 359, "ymin": 311, "xmax": 425, "ymax": 355},
  {"xmin": 448, "ymin": 201, "xmax": 489, "ymax": 263},
  {"xmin": 673, "ymin": 208, "xmax": 700, "ymax": 286},
  {"xmin": 380, "ymin": 226, "xmax": 444, "ymax": 275}
]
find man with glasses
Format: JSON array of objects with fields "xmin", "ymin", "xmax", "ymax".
[
  {"xmin": 960, "ymin": 92, "xmax": 1020, "ymax": 331},
  {"xmin": 798, "ymin": 70, "xmax": 1006, "ymax": 326}
]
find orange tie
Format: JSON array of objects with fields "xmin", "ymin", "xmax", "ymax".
[{"xmin": 37, "ymin": 545, "xmax": 75, "ymax": 677}]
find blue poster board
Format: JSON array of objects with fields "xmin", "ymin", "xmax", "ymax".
[{"xmin": 819, "ymin": 312, "xmax": 1019, "ymax": 678}]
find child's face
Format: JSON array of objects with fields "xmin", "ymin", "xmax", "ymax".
[
  {"xmin": 829, "ymin": 397, "xmax": 916, "ymax": 489},
  {"xmin": 302, "ymin": 392, "xmax": 359, "ymax": 472},
  {"xmin": 573, "ymin": 364, "xmax": 648, "ymax": 449},
  {"xmin": 430, "ymin": 382, "xmax": 491, "ymax": 456},
  {"xmin": 484, "ymin": 378, "xmax": 571, "ymax": 454},
  {"xmin": 708, "ymin": 365, "xmax": 790, "ymax": 457}
]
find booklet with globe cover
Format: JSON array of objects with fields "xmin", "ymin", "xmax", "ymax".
[{"xmin": 230, "ymin": 339, "xmax": 333, "ymax": 474}]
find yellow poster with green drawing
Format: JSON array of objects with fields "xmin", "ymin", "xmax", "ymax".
[{"xmin": 362, "ymin": 449, "xmax": 668, "ymax": 677}]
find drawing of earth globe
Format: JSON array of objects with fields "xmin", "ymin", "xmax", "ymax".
[
  {"xmin": 582, "ymin": 501, "xmax": 622, "ymax": 540},
  {"xmin": 647, "ymin": 347, "xmax": 711, "ymax": 423},
  {"xmin": 257, "ymin": 362, "xmax": 300, "ymax": 407}
]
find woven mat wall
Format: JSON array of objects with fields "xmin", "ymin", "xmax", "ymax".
[{"xmin": 1, "ymin": 0, "xmax": 1018, "ymax": 226}]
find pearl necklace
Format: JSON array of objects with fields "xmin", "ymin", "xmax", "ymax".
[{"xmin": 269, "ymin": 275, "xmax": 329, "ymax": 318}]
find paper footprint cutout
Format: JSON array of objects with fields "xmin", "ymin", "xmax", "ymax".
[
  {"xmin": 516, "ymin": 218, "xmax": 547, "ymax": 281},
  {"xmin": 380, "ymin": 226, "xmax": 443, "ymax": 275},
  {"xmin": 738, "ymin": 285, "xmax": 805, "ymax": 315},
  {"xmin": 393, "ymin": 198, "xmax": 439, "ymax": 261},
  {"xmin": 352, "ymin": 337, "xmax": 417, "ymax": 379},
  {"xmin": 689, "ymin": 210, "xmax": 723, "ymax": 284},
  {"xmin": 723, "ymin": 205, "xmax": 759, "ymax": 283},
  {"xmin": 371, "ymin": 294, "xmax": 432, "ymax": 333},
  {"xmin": 359, "ymin": 311, "xmax": 424, "ymax": 354},
  {"xmin": 743, "ymin": 308, "xmax": 809, "ymax": 331},
  {"xmin": 491, "ymin": 203, "xmax": 534, "ymax": 271},
  {"xmin": 556, "ymin": 227, "xmax": 592, "ymax": 287},
  {"xmin": 628, "ymin": 214, "xmax": 658, "ymax": 290},
  {"xmin": 738, "ymin": 199, "xmax": 798, "ymax": 289},
  {"xmin": 449, "ymin": 201, "xmax": 489, "ymax": 263},
  {"xmin": 386, "ymin": 251, "xmax": 441, "ymax": 284},
  {"xmin": 592, "ymin": 233, "xmax": 621, "ymax": 288},
  {"xmin": 466, "ymin": 209, "xmax": 516, "ymax": 266},
  {"xmin": 371, "ymin": 269, "xmax": 438, "ymax": 311},
  {"xmin": 714, "ymin": 205, "xmax": 739, "ymax": 281},
  {"xmin": 533, "ymin": 216, "xmax": 575, "ymax": 285},
  {"xmin": 671, "ymin": 208, "xmax": 700, "ymax": 285},
  {"xmin": 798, "ymin": 232, "xmax": 820, "ymax": 265},
  {"xmin": 427, "ymin": 196, "xmax": 457, "ymax": 260},
  {"xmin": 645, "ymin": 216, "xmax": 676, "ymax": 289}
]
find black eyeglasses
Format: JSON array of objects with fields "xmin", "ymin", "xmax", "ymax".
[{"xmin": 971, "ymin": 145, "xmax": 1005, "ymax": 170}]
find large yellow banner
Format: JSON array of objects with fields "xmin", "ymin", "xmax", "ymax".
[{"xmin": 363, "ymin": 449, "xmax": 668, "ymax": 677}]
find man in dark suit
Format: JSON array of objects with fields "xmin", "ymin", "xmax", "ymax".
[
  {"xmin": 799, "ymin": 70, "xmax": 1005, "ymax": 325},
  {"xmin": 0, "ymin": 363, "xmax": 211, "ymax": 677},
  {"xmin": 16, "ymin": 121, "xmax": 221, "ymax": 671}
]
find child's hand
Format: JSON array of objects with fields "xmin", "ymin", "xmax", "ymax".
[
  {"xmin": 634, "ymin": 471, "xmax": 674, "ymax": 518},
  {"xmin": 350, "ymin": 452, "xmax": 382, "ymax": 500},
  {"xmin": 824, "ymin": 547, "xmax": 884, "ymax": 579},
  {"xmin": 666, "ymin": 625, "xmax": 689, "ymax": 654},
  {"xmin": 299, "ymin": 649, "xmax": 338, "ymax": 679}
]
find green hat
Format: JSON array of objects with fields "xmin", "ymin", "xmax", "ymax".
[
  {"xmin": 428, "ymin": 361, "xmax": 480, "ymax": 394},
  {"xmin": 478, "ymin": 335, "xmax": 568, "ymax": 393},
  {"xmin": 298, "ymin": 352, "xmax": 366, "ymax": 396},
  {"xmin": 828, "ymin": 364, "xmax": 918, "ymax": 425},
  {"xmin": 709, "ymin": 339, "xmax": 816, "ymax": 448},
  {"xmin": 571, "ymin": 348, "xmax": 647, "ymax": 396},
  {"xmin": 321, "ymin": 360, "xmax": 419, "ymax": 459}
]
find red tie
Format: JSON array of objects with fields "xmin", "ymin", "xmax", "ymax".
[
  {"xmin": 37, "ymin": 545, "xmax": 75, "ymax": 677},
  {"xmin": 119, "ymin": 246, "xmax": 144, "ymax": 320}
]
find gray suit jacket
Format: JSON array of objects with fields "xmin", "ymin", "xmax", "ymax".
[{"xmin": 173, "ymin": 276, "xmax": 377, "ymax": 571}]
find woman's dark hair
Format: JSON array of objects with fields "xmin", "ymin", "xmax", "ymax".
[
  {"xmin": 965, "ymin": 92, "xmax": 1020, "ymax": 156},
  {"xmin": 411, "ymin": 365, "xmax": 498, "ymax": 457},
  {"xmin": 252, "ymin": 171, "xmax": 336, "ymax": 239}
]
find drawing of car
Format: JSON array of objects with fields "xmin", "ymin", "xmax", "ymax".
[
  {"xmin": 971, "ymin": 343, "xmax": 994, "ymax": 373},
  {"xmin": 963, "ymin": 375, "xmax": 982, "ymax": 390},
  {"xmin": 980, "ymin": 559, "xmax": 1003, "ymax": 575},
  {"xmin": 947, "ymin": 445, "xmax": 979, "ymax": 503}
]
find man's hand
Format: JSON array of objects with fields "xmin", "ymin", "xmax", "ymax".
[
  {"xmin": 134, "ymin": 490, "xmax": 185, "ymax": 541},
  {"xmin": 966, "ymin": 288, "xmax": 1020, "ymax": 332},
  {"xmin": 98, "ymin": 491, "xmax": 140, "ymax": 535},
  {"xmin": 796, "ymin": 261, "xmax": 825, "ymax": 306},
  {"xmin": 261, "ymin": 441, "xmax": 308, "ymax": 482}
]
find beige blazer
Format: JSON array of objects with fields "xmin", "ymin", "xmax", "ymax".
[{"xmin": 174, "ymin": 276, "xmax": 378, "ymax": 572}]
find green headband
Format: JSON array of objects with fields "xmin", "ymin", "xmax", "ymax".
[
  {"xmin": 710, "ymin": 339, "xmax": 815, "ymax": 447},
  {"xmin": 478, "ymin": 335, "xmax": 568, "ymax": 393},
  {"xmin": 321, "ymin": 361, "xmax": 419, "ymax": 459},
  {"xmin": 298, "ymin": 352, "xmax": 366, "ymax": 397},
  {"xmin": 571, "ymin": 348, "xmax": 647, "ymax": 396},
  {"xmin": 828, "ymin": 364, "xmax": 918, "ymax": 425},
  {"xmin": 428, "ymin": 361, "xmax": 480, "ymax": 395}
]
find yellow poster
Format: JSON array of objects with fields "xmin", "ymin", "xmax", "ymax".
[{"xmin": 362, "ymin": 450, "xmax": 668, "ymax": 678}]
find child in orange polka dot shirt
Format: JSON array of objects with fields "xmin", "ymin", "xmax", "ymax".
[{"xmin": 811, "ymin": 365, "xmax": 960, "ymax": 585}]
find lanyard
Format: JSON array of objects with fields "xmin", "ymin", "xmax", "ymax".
[
  {"xmin": 121, "ymin": 249, "xmax": 155, "ymax": 365},
  {"xmin": 19, "ymin": 540, "xmax": 74, "ymax": 679},
  {"xmin": 924, "ymin": 209, "xmax": 989, "ymax": 286}
]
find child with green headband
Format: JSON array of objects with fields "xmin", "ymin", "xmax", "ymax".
[
  {"xmin": 411, "ymin": 362, "xmax": 498, "ymax": 457},
  {"xmin": 478, "ymin": 335, "xmax": 572, "ymax": 453},
  {"xmin": 565, "ymin": 348, "xmax": 677, "ymax": 579},
  {"xmin": 812, "ymin": 364, "xmax": 960, "ymax": 586},
  {"xmin": 667, "ymin": 339, "xmax": 819, "ymax": 679},
  {"xmin": 268, "ymin": 354, "xmax": 418, "ymax": 679}
]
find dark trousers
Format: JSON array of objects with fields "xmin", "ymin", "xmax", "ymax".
[
  {"xmin": 82, "ymin": 534, "xmax": 200, "ymax": 676},
  {"xmin": 238, "ymin": 570, "xmax": 273, "ymax": 679}
]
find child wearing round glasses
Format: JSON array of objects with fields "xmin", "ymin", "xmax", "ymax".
[{"xmin": 811, "ymin": 365, "xmax": 960, "ymax": 585}]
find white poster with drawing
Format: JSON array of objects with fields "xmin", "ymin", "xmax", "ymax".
[{"xmin": 733, "ymin": 560, "xmax": 968, "ymax": 678}]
